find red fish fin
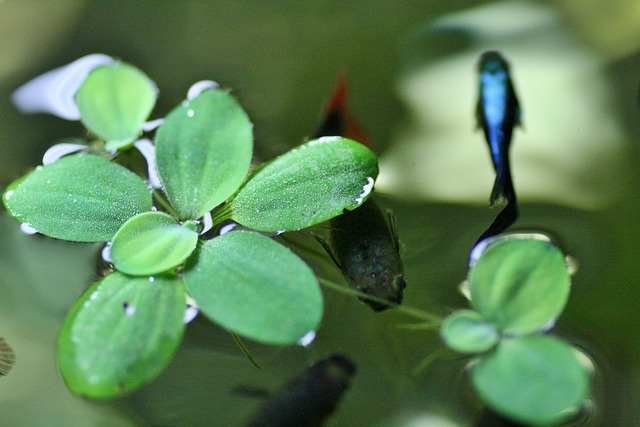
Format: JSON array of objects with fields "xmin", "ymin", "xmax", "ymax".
[{"xmin": 323, "ymin": 74, "xmax": 373, "ymax": 150}]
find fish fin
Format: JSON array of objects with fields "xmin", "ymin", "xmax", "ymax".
[
  {"xmin": 386, "ymin": 209, "xmax": 401, "ymax": 252},
  {"xmin": 489, "ymin": 169, "xmax": 516, "ymax": 207},
  {"xmin": 489, "ymin": 176, "xmax": 508, "ymax": 207},
  {"xmin": 515, "ymin": 105, "xmax": 523, "ymax": 129},
  {"xmin": 313, "ymin": 232, "xmax": 342, "ymax": 269},
  {"xmin": 316, "ymin": 74, "xmax": 373, "ymax": 149},
  {"xmin": 475, "ymin": 100, "xmax": 483, "ymax": 130}
]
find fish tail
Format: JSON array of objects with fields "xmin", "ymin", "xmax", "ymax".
[{"xmin": 489, "ymin": 171, "xmax": 515, "ymax": 207}]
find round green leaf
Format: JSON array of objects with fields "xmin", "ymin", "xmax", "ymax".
[
  {"xmin": 155, "ymin": 88, "xmax": 253, "ymax": 220},
  {"xmin": 472, "ymin": 335, "xmax": 590, "ymax": 425},
  {"xmin": 229, "ymin": 137, "xmax": 378, "ymax": 232},
  {"xmin": 469, "ymin": 238, "xmax": 570, "ymax": 335},
  {"xmin": 3, "ymin": 154, "xmax": 152, "ymax": 242},
  {"xmin": 57, "ymin": 272, "xmax": 186, "ymax": 399},
  {"xmin": 76, "ymin": 62, "xmax": 157, "ymax": 150},
  {"xmin": 440, "ymin": 310, "xmax": 499, "ymax": 354},
  {"xmin": 183, "ymin": 230, "xmax": 323, "ymax": 345},
  {"xmin": 110, "ymin": 212, "xmax": 198, "ymax": 275}
]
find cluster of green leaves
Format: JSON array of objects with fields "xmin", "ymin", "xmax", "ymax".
[
  {"xmin": 3, "ymin": 58, "xmax": 378, "ymax": 399},
  {"xmin": 440, "ymin": 236, "xmax": 591, "ymax": 425}
]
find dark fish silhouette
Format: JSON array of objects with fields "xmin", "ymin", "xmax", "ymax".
[
  {"xmin": 245, "ymin": 354, "xmax": 356, "ymax": 427},
  {"xmin": 0, "ymin": 338, "xmax": 15, "ymax": 376},
  {"xmin": 476, "ymin": 50, "xmax": 521, "ymax": 206},
  {"xmin": 313, "ymin": 76, "xmax": 406, "ymax": 311}
]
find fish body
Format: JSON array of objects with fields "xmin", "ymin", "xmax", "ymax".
[
  {"xmin": 245, "ymin": 354, "xmax": 356, "ymax": 427},
  {"xmin": 329, "ymin": 197, "xmax": 406, "ymax": 311},
  {"xmin": 313, "ymin": 76, "xmax": 406, "ymax": 311},
  {"xmin": 476, "ymin": 50, "xmax": 521, "ymax": 205}
]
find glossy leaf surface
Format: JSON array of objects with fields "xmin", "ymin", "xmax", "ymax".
[
  {"xmin": 183, "ymin": 230, "xmax": 322, "ymax": 345},
  {"xmin": 2, "ymin": 154, "xmax": 152, "ymax": 242},
  {"xmin": 110, "ymin": 212, "xmax": 198, "ymax": 275},
  {"xmin": 155, "ymin": 88, "xmax": 253, "ymax": 220},
  {"xmin": 469, "ymin": 238, "xmax": 570, "ymax": 335},
  {"xmin": 57, "ymin": 272, "xmax": 186, "ymax": 399},
  {"xmin": 440, "ymin": 309, "xmax": 499, "ymax": 354},
  {"xmin": 472, "ymin": 335, "xmax": 589, "ymax": 425},
  {"xmin": 229, "ymin": 137, "xmax": 378, "ymax": 232},
  {"xmin": 75, "ymin": 62, "xmax": 157, "ymax": 150}
]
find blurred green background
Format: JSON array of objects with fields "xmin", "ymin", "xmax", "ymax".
[{"xmin": 1, "ymin": 1, "xmax": 640, "ymax": 425}]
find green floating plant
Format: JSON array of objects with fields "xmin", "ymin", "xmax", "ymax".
[
  {"xmin": 57, "ymin": 272, "xmax": 186, "ymax": 399},
  {"xmin": 75, "ymin": 62, "xmax": 157, "ymax": 151},
  {"xmin": 155, "ymin": 88, "xmax": 253, "ymax": 220},
  {"xmin": 440, "ymin": 309, "xmax": 499, "ymax": 354},
  {"xmin": 472, "ymin": 335, "xmax": 590, "ymax": 426},
  {"xmin": 440, "ymin": 236, "xmax": 590, "ymax": 425},
  {"xmin": 183, "ymin": 230, "xmax": 323, "ymax": 345},
  {"xmin": 469, "ymin": 238, "xmax": 570, "ymax": 335},
  {"xmin": 3, "ymin": 154, "xmax": 152, "ymax": 242},
  {"xmin": 110, "ymin": 211, "xmax": 199, "ymax": 276},
  {"xmin": 229, "ymin": 136, "xmax": 378, "ymax": 232},
  {"xmin": 4, "ymin": 55, "xmax": 378, "ymax": 399}
]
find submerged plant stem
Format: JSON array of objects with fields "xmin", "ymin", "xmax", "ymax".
[
  {"xmin": 318, "ymin": 278, "xmax": 442, "ymax": 323},
  {"xmin": 152, "ymin": 189, "xmax": 180, "ymax": 218},
  {"xmin": 209, "ymin": 203, "xmax": 233, "ymax": 227},
  {"xmin": 231, "ymin": 333, "xmax": 261, "ymax": 370},
  {"xmin": 412, "ymin": 347, "xmax": 448, "ymax": 376}
]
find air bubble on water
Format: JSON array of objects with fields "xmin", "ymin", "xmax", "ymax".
[
  {"xmin": 101, "ymin": 242, "xmax": 112, "ymax": 262},
  {"xmin": 20, "ymin": 223, "xmax": 38, "ymax": 235},
  {"xmin": 187, "ymin": 80, "xmax": 219, "ymax": 100},
  {"xmin": 219, "ymin": 222, "xmax": 236, "ymax": 235},
  {"xmin": 574, "ymin": 347, "xmax": 596, "ymax": 377},
  {"xmin": 297, "ymin": 330, "xmax": 316, "ymax": 347},
  {"xmin": 183, "ymin": 305, "xmax": 199, "ymax": 324},
  {"xmin": 458, "ymin": 280, "xmax": 471, "ymax": 301},
  {"xmin": 133, "ymin": 139, "xmax": 162, "ymax": 189},
  {"xmin": 566, "ymin": 255, "xmax": 579, "ymax": 276},
  {"xmin": 200, "ymin": 211, "xmax": 213, "ymax": 235},
  {"xmin": 469, "ymin": 238, "xmax": 494, "ymax": 266},
  {"xmin": 141, "ymin": 118, "xmax": 164, "ymax": 132},
  {"xmin": 42, "ymin": 142, "xmax": 86, "ymax": 165},
  {"xmin": 355, "ymin": 177, "xmax": 375, "ymax": 205},
  {"xmin": 538, "ymin": 317, "xmax": 556, "ymax": 333},
  {"xmin": 123, "ymin": 302, "xmax": 136, "ymax": 316}
]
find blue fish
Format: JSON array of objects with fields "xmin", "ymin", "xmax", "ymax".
[{"xmin": 476, "ymin": 50, "xmax": 521, "ymax": 206}]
